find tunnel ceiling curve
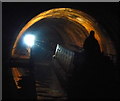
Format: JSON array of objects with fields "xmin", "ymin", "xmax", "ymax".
[{"xmin": 12, "ymin": 8, "xmax": 116, "ymax": 58}]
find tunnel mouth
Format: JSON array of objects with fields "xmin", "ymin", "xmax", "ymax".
[{"xmin": 11, "ymin": 8, "xmax": 117, "ymax": 63}]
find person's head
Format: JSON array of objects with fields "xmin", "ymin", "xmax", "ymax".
[{"xmin": 90, "ymin": 30, "xmax": 95, "ymax": 36}]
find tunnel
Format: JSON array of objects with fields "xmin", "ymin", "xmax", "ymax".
[
  {"xmin": 12, "ymin": 8, "xmax": 117, "ymax": 61},
  {"xmin": 9, "ymin": 8, "xmax": 119, "ymax": 100}
]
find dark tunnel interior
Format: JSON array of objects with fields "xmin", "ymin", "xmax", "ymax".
[
  {"xmin": 17, "ymin": 17, "xmax": 89, "ymax": 63},
  {"xmin": 2, "ymin": 2, "xmax": 120, "ymax": 100}
]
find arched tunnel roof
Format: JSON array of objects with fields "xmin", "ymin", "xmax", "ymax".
[{"xmin": 12, "ymin": 8, "xmax": 116, "ymax": 59}]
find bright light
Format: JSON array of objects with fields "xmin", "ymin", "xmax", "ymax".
[{"xmin": 23, "ymin": 34, "xmax": 35, "ymax": 47}]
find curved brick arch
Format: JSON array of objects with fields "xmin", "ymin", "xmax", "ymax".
[{"xmin": 12, "ymin": 8, "xmax": 116, "ymax": 58}]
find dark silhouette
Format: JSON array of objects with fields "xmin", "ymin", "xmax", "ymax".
[
  {"xmin": 83, "ymin": 30, "xmax": 101, "ymax": 56},
  {"xmin": 66, "ymin": 30, "xmax": 116, "ymax": 100}
]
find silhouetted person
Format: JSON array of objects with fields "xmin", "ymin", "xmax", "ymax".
[
  {"xmin": 82, "ymin": 30, "xmax": 102, "ymax": 71},
  {"xmin": 67, "ymin": 30, "xmax": 115, "ymax": 100},
  {"xmin": 83, "ymin": 30, "xmax": 101, "ymax": 56}
]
